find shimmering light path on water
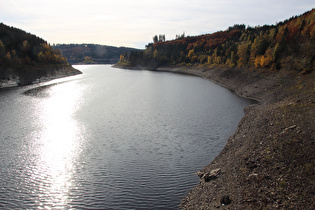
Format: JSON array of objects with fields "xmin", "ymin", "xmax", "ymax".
[{"xmin": 0, "ymin": 65, "xmax": 251, "ymax": 209}]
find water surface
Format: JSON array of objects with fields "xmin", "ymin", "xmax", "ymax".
[{"xmin": 0, "ymin": 65, "xmax": 251, "ymax": 209}]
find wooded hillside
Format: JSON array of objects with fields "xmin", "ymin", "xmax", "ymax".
[
  {"xmin": 119, "ymin": 9, "xmax": 314, "ymax": 73},
  {"xmin": 54, "ymin": 44, "xmax": 137, "ymax": 64},
  {"xmin": 0, "ymin": 23, "xmax": 80, "ymax": 85}
]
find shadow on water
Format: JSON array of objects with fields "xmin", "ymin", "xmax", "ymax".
[{"xmin": 23, "ymin": 81, "xmax": 68, "ymax": 98}]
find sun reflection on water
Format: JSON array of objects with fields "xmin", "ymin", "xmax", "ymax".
[{"xmin": 32, "ymin": 80, "xmax": 85, "ymax": 208}]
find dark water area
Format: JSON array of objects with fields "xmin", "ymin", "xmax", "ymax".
[{"xmin": 0, "ymin": 65, "xmax": 251, "ymax": 209}]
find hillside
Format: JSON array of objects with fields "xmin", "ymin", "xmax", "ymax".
[
  {"xmin": 54, "ymin": 44, "xmax": 137, "ymax": 64},
  {"xmin": 0, "ymin": 23, "xmax": 81, "ymax": 87},
  {"xmin": 115, "ymin": 9, "xmax": 315, "ymax": 209},
  {"xmin": 118, "ymin": 9, "xmax": 314, "ymax": 73}
]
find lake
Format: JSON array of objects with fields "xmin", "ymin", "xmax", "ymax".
[{"xmin": 0, "ymin": 65, "xmax": 251, "ymax": 209}]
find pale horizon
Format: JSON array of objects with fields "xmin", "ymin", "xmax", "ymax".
[{"xmin": 1, "ymin": 0, "xmax": 314, "ymax": 49}]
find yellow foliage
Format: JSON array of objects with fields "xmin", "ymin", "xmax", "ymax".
[
  {"xmin": 260, "ymin": 48, "xmax": 273, "ymax": 67},
  {"xmin": 207, "ymin": 56, "xmax": 212, "ymax": 64},
  {"xmin": 119, "ymin": 54, "xmax": 124, "ymax": 61},
  {"xmin": 0, "ymin": 40, "xmax": 5, "ymax": 55},
  {"xmin": 225, "ymin": 58, "xmax": 234, "ymax": 67},
  {"xmin": 191, "ymin": 55, "xmax": 197, "ymax": 62},
  {"xmin": 42, "ymin": 43, "xmax": 51, "ymax": 51},
  {"xmin": 10, "ymin": 49, "xmax": 16, "ymax": 57},
  {"xmin": 260, "ymin": 56, "xmax": 268, "ymax": 67},
  {"xmin": 237, "ymin": 42, "xmax": 249, "ymax": 67},
  {"xmin": 254, "ymin": 56, "xmax": 262, "ymax": 68},
  {"xmin": 22, "ymin": 40, "xmax": 30, "ymax": 51},
  {"xmin": 37, "ymin": 51, "xmax": 45, "ymax": 62},
  {"xmin": 188, "ymin": 49, "xmax": 194, "ymax": 58},
  {"xmin": 153, "ymin": 49, "xmax": 158, "ymax": 58},
  {"xmin": 254, "ymin": 48, "xmax": 273, "ymax": 68},
  {"xmin": 215, "ymin": 56, "xmax": 222, "ymax": 64},
  {"xmin": 5, "ymin": 52, "xmax": 11, "ymax": 60},
  {"xmin": 310, "ymin": 25, "xmax": 315, "ymax": 39}
]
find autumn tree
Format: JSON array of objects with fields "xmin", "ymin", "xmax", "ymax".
[
  {"xmin": 121, "ymin": 9, "xmax": 314, "ymax": 72},
  {"xmin": 237, "ymin": 42, "xmax": 250, "ymax": 67},
  {"xmin": 0, "ymin": 40, "xmax": 5, "ymax": 56},
  {"xmin": 187, "ymin": 49, "xmax": 194, "ymax": 57},
  {"xmin": 22, "ymin": 40, "xmax": 31, "ymax": 52},
  {"xmin": 37, "ymin": 51, "xmax": 46, "ymax": 63},
  {"xmin": 260, "ymin": 48, "xmax": 273, "ymax": 68},
  {"xmin": 153, "ymin": 49, "xmax": 158, "ymax": 59}
]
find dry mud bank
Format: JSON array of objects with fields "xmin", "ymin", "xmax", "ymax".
[{"xmin": 155, "ymin": 66, "xmax": 314, "ymax": 209}]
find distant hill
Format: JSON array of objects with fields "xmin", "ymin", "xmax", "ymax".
[
  {"xmin": 54, "ymin": 44, "xmax": 137, "ymax": 64},
  {"xmin": 118, "ymin": 9, "xmax": 314, "ymax": 73},
  {"xmin": 0, "ymin": 23, "xmax": 80, "ymax": 86}
]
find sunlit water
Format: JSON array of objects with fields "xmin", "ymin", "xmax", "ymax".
[{"xmin": 0, "ymin": 65, "xmax": 251, "ymax": 209}]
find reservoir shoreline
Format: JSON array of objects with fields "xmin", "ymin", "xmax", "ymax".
[
  {"xmin": 0, "ymin": 65, "xmax": 250, "ymax": 209},
  {"xmin": 114, "ymin": 64, "xmax": 315, "ymax": 209},
  {"xmin": 0, "ymin": 65, "xmax": 82, "ymax": 88}
]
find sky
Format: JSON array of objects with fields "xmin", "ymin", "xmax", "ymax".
[{"xmin": 1, "ymin": 0, "xmax": 314, "ymax": 49}]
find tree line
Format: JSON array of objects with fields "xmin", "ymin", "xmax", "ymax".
[
  {"xmin": 54, "ymin": 44, "xmax": 136, "ymax": 64},
  {"xmin": 0, "ymin": 23, "xmax": 69, "ymax": 80},
  {"xmin": 119, "ymin": 9, "xmax": 314, "ymax": 74}
]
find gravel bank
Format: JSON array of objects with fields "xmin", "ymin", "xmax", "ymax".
[{"xmin": 115, "ymin": 64, "xmax": 315, "ymax": 209}]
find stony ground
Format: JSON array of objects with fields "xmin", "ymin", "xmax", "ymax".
[{"xmin": 157, "ymin": 65, "xmax": 314, "ymax": 209}]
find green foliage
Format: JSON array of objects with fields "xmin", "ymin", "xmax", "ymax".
[{"xmin": 120, "ymin": 9, "xmax": 315, "ymax": 73}]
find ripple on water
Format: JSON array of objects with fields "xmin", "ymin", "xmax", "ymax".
[{"xmin": 0, "ymin": 65, "xmax": 251, "ymax": 209}]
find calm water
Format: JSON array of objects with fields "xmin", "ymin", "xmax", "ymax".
[{"xmin": 0, "ymin": 65, "xmax": 251, "ymax": 209}]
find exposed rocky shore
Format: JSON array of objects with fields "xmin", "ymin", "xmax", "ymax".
[
  {"xmin": 115, "ymin": 64, "xmax": 315, "ymax": 209},
  {"xmin": 0, "ymin": 65, "xmax": 82, "ymax": 88}
]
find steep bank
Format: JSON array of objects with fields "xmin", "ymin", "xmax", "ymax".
[
  {"xmin": 166, "ymin": 66, "xmax": 314, "ymax": 209},
  {"xmin": 114, "ymin": 64, "xmax": 315, "ymax": 209},
  {"xmin": 113, "ymin": 9, "xmax": 315, "ymax": 208},
  {"xmin": 0, "ymin": 65, "xmax": 81, "ymax": 88}
]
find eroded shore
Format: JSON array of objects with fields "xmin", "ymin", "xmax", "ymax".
[
  {"xmin": 0, "ymin": 65, "xmax": 82, "ymax": 88},
  {"xmin": 114, "ymin": 64, "xmax": 315, "ymax": 209}
]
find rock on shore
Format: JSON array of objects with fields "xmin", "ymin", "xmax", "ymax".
[{"xmin": 152, "ymin": 65, "xmax": 314, "ymax": 209}]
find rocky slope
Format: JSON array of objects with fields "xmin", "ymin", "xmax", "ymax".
[
  {"xmin": 113, "ymin": 8, "xmax": 315, "ymax": 208},
  {"xmin": 150, "ymin": 65, "xmax": 314, "ymax": 209}
]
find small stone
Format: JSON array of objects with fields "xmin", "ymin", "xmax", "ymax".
[
  {"xmin": 249, "ymin": 173, "xmax": 259, "ymax": 178},
  {"xmin": 288, "ymin": 125, "xmax": 297, "ymax": 129},
  {"xmin": 196, "ymin": 171, "xmax": 204, "ymax": 178},
  {"xmin": 203, "ymin": 168, "xmax": 221, "ymax": 182},
  {"xmin": 248, "ymin": 173, "xmax": 259, "ymax": 181},
  {"xmin": 221, "ymin": 195, "xmax": 231, "ymax": 205},
  {"xmin": 214, "ymin": 203, "xmax": 221, "ymax": 208}
]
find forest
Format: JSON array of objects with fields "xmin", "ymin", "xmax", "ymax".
[
  {"xmin": 0, "ymin": 23, "xmax": 71, "ymax": 82},
  {"xmin": 54, "ymin": 44, "xmax": 137, "ymax": 64},
  {"xmin": 119, "ymin": 9, "xmax": 315, "ymax": 74}
]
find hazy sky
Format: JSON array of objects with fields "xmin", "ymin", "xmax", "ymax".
[{"xmin": 1, "ymin": 0, "xmax": 314, "ymax": 48}]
